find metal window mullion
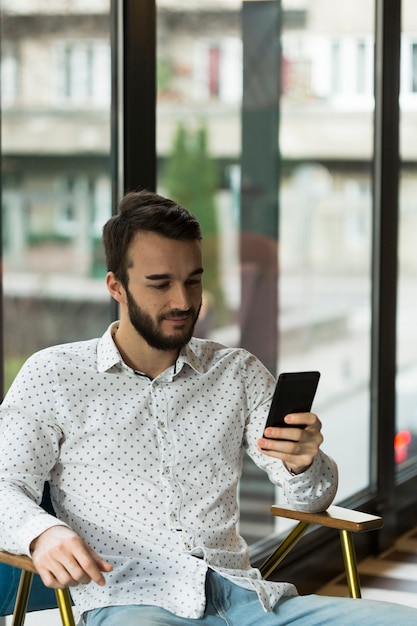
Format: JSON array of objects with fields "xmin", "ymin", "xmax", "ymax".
[
  {"xmin": 371, "ymin": 0, "xmax": 401, "ymax": 547},
  {"xmin": 122, "ymin": 0, "xmax": 156, "ymax": 194}
]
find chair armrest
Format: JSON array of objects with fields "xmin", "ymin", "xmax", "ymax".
[
  {"xmin": 0, "ymin": 550, "xmax": 38, "ymax": 573},
  {"xmin": 270, "ymin": 504, "xmax": 383, "ymax": 533}
]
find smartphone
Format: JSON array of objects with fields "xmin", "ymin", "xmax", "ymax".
[{"xmin": 264, "ymin": 371, "xmax": 320, "ymax": 432}]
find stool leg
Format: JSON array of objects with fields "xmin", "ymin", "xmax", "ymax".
[
  {"xmin": 340, "ymin": 529, "xmax": 361, "ymax": 598},
  {"xmin": 260, "ymin": 522, "xmax": 311, "ymax": 579},
  {"xmin": 55, "ymin": 588, "xmax": 76, "ymax": 626},
  {"xmin": 12, "ymin": 570, "xmax": 34, "ymax": 626}
]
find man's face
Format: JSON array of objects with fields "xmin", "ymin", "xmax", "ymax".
[{"xmin": 123, "ymin": 231, "xmax": 203, "ymax": 351}]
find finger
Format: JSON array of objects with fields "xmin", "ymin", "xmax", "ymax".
[
  {"xmin": 75, "ymin": 550, "xmax": 110, "ymax": 586},
  {"xmin": 260, "ymin": 435, "xmax": 301, "ymax": 454},
  {"xmin": 263, "ymin": 426, "xmax": 303, "ymax": 442},
  {"xmin": 284, "ymin": 412, "xmax": 319, "ymax": 428},
  {"xmin": 258, "ymin": 435, "xmax": 297, "ymax": 456},
  {"xmin": 39, "ymin": 548, "xmax": 111, "ymax": 588},
  {"xmin": 96, "ymin": 557, "xmax": 114, "ymax": 573},
  {"xmin": 55, "ymin": 538, "xmax": 112, "ymax": 585},
  {"xmin": 258, "ymin": 430, "xmax": 322, "ymax": 468},
  {"xmin": 85, "ymin": 544, "xmax": 113, "ymax": 573},
  {"xmin": 37, "ymin": 561, "xmax": 88, "ymax": 589}
]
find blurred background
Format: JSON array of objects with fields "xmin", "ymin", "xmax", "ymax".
[{"xmin": 1, "ymin": 0, "xmax": 416, "ymax": 555}]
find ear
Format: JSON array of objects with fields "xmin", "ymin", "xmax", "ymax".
[{"xmin": 106, "ymin": 272, "xmax": 126, "ymax": 303}]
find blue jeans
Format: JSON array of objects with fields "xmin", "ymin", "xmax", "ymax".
[{"xmin": 82, "ymin": 570, "xmax": 417, "ymax": 626}]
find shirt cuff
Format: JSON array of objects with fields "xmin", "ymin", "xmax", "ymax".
[{"xmin": 17, "ymin": 512, "xmax": 70, "ymax": 556}]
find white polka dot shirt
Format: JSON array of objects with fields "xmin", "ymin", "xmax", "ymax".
[{"xmin": 0, "ymin": 323, "xmax": 338, "ymax": 620}]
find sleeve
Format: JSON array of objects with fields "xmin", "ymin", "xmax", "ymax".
[
  {"xmin": 0, "ymin": 353, "xmax": 70, "ymax": 556},
  {"xmin": 241, "ymin": 353, "xmax": 339, "ymax": 513}
]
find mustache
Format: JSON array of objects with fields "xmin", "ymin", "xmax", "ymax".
[{"xmin": 162, "ymin": 309, "xmax": 193, "ymax": 320}]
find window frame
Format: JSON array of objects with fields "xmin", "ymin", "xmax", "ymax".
[{"xmin": 1, "ymin": 0, "xmax": 417, "ymax": 584}]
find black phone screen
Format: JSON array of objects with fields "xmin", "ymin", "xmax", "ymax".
[{"xmin": 264, "ymin": 371, "xmax": 320, "ymax": 431}]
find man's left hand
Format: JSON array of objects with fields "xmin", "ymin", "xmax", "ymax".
[{"xmin": 257, "ymin": 412, "xmax": 323, "ymax": 474}]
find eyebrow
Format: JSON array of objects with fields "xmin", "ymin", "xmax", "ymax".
[{"xmin": 145, "ymin": 268, "xmax": 204, "ymax": 281}]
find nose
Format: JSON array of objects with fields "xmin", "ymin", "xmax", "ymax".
[{"xmin": 171, "ymin": 283, "xmax": 191, "ymax": 312}]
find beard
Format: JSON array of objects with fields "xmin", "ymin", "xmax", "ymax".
[{"xmin": 125, "ymin": 287, "xmax": 202, "ymax": 351}]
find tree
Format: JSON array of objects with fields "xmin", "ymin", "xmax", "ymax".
[{"xmin": 163, "ymin": 123, "xmax": 225, "ymax": 327}]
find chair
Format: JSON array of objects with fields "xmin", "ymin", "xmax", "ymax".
[
  {"xmin": 0, "ymin": 483, "xmax": 76, "ymax": 626},
  {"xmin": 0, "ymin": 504, "xmax": 382, "ymax": 625},
  {"xmin": 0, "ymin": 552, "xmax": 75, "ymax": 626},
  {"xmin": 259, "ymin": 503, "xmax": 383, "ymax": 598}
]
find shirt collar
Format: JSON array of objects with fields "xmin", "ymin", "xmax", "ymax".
[
  {"xmin": 176, "ymin": 340, "xmax": 206, "ymax": 376},
  {"xmin": 96, "ymin": 322, "xmax": 206, "ymax": 377},
  {"xmin": 96, "ymin": 322, "xmax": 125, "ymax": 373}
]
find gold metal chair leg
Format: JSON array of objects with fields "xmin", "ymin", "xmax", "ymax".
[
  {"xmin": 340, "ymin": 529, "xmax": 361, "ymax": 598},
  {"xmin": 12, "ymin": 570, "xmax": 34, "ymax": 626},
  {"xmin": 260, "ymin": 521, "xmax": 311, "ymax": 579},
  {"xmin": 55, "ymin": 588, "xmax": 76, "ymax": 626}
]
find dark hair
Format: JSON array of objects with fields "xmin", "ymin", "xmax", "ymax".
[{"xmin": 103, "ymin": 190, "xmax": 202, "ymax": 286}]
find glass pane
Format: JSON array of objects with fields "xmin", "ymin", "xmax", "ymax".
[
  {"xmin": 397, "ymin": 2, "xmax": 417, "ymax": 470},
  {"xmin": 156, "ymin": 0, "xmax": 374, "ymax": 543},
  {"xmin": 278, "ymin": 1, "xmax": 374, "ymax": 501},
  {"xmin": 156, "ymin": 0, "xmax": 275, "ymax": 545},
  {"xmin": 1, "ymin": 0, "xmax": 112, "ymax": 391}
]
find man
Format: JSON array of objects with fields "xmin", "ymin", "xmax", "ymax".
[{"xmin": 0, "ymin": 190, "xmax": 416, "ymax": 625}]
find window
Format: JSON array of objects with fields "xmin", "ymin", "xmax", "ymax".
[
  {"xmin": 411, "ymin": 42, "xmax": 417, "ymax": 93},
  {"xmin": 57, "ymin": 40, "xmax": 110, "ymax": 105},
  {"xmin": 155, "ymin": 0, "xmax": 386, "ymax": 543},
  {"xmin": 356, "ymin": 41, "xmax": 366, "ymax": 93},
  {"xmin": 2, "ymin": 0, "xmax": 417, "ymax": 564},
  {"xmin": 330, "ymin": 39, "xmax": 341, "ymax": 94},
  {"xmin": 397, "ymin": 3, "xmax": 417, "ymax": 472},
  {"xmin": 1, "ymin": 1, "xmax": 112, "ymax": 388},
  {"xmin": 0, "ymin": 41, "xmax": 19, "ymax": 106},
  {"xmin": 193, "ymin": 37, "xmax": 242, "ymax": 103}
]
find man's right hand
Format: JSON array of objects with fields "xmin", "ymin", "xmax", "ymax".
[{"xmin": 30, "ymin": 525, "xmax": 113, "ymax": 589}]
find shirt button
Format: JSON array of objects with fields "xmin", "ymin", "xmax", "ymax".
[{"xmin": 184, "ymin": 542, "xmax": 192, "ymax": 551}]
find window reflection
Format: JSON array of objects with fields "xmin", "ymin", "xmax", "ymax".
[
  {"xmin": 396, "ymin": 2, "xmax": 417, "ymax": 471},
  {"xmin": 1, "ymin": 0, "xmax": 415, "ymax": 546},
  {"xmin": 57, "ymin": 40, "xmax": 110, "ymax": 104},
  {"xmin": 1, "ymin": 0, "xmax": 112, "ymax": 389},
  {"xmin": 157, "ymin": 0, "xmax": 376, "ymax": 540}
]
